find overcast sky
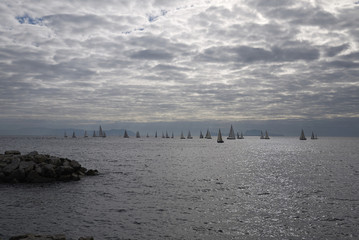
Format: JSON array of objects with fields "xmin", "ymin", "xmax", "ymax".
[{"xmin": 0, "ymin": 0, "xmax": 359, "ymax": 134}]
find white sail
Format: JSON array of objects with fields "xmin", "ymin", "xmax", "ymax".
[
  {"xmin": 205, "ymin": 129, "xmax": 212, "ymax": 139},
  {"xmin": 217, "ymin": 129, "xmax": 224, "ymax": 143},
  {"xmin": 227, "ymin": 125, "xmax": 236, "ymax": 140}
]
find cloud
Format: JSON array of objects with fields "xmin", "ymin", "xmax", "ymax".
[{"xmin": 0, "ymin": 0, "xmax": 358, "ymax": 133}]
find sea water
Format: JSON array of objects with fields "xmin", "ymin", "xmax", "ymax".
[{"xmin": 0, "ymin": 136, "xmax": 358, "ymax": 239}]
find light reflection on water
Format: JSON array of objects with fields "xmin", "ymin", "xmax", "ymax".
[{"xmin": 0, "ymin": 136, "xmax": 358, "ymax": 239}]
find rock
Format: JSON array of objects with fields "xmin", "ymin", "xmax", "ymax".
[
  {"xmin": 26, "ymin": 151, "xmax": 39, "ymax": 157},
  {"xmin": 85, "ymin": 169, "xmax": 99, "ymax": 176},
  {"xmin": 56, "ymin": 166, "xmax": 74, "ymax": 175},
  {"xmin": 1, "ymin": 150, "xmax": 98, "ymax": 184},
  {"xmin": 69, "ymin": 160, "xmax": 81, "ymax": 170},
  {"xmin": 40, "ymin": 164, "xmax": 57, "ymax": 178},
  {"xmin": 71, "ymin": 173, "xmax": 80, "ymax": 181},
  {"xmin": 8, "ymin": 168, "xmax": 26, "ymax": 182},
  {"xmin": 33, "ymin": 155, "xmax": 48, "ymax": 164},
  {"xmin": 9, "ymin": 234, "xmax": 66, "ymax": 240},
  {"xmin": 57, "ymin": 174, "xmax": 73, "ymax": 181},
  {"xmin": 19, "ymin": 161, "xmax": 35, "ymax": 173},
  {"xmin": 3, "ymin": 157, "xmax": 20, "ymax": 174},
  {"xmin": 4, "ymin": 150, "xmax": 21, "ymax": 155},
  {"xmin": 26, "ymin": 170, "xmax": 54, "ymax": 183},
  {"xmin": 49, "ymin": 157, "xmax": 62, "ymax": 166}
]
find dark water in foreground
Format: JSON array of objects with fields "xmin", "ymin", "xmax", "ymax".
[{"xmin": 0, "ymin": 136, "xmax": 358, "ymax": 239}]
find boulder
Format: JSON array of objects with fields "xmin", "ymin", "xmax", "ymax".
[
  {"xmin": 40, "ymin": 164, "xmax": 57, "ymax": 178},
  {"xmin": 4, "ymin": 150, "xmax": 21, "ymax": 155},
  {"xmin": 26, "ymin": 151, "xmax": 39, "ymax": 157},
  {"xmin": 9, "ymin": 234, "xmax": 66, "ymax": 240},
  {"xmin": 49, "ymin": 157, "xmax": 62, "ymax": 166},
  {"xmin": 19, "ymin": 161, "xmax": 35, "ymax": 173},
  {"xmin": 85, "ymin": 169, "xmax": 99, "ymax": 176},
  {"xmin": 55, "ymin": 166, "xmax": 74, "ymax": 176},
  {"xmin": 3, "ymin": 157, "xmax": 20, "ymax": 174},
  {"xmin": 33, "ymin": 155, "xmax": 48, "ymax": 164},
  {"xmin": 1, "ymin": 151, "xmax": 98, "ymax": 183},
  {"xmin": 26, "ymin": 170, "xmax": 54, "ymax": 183},
  {"xmin": 69, "ymin": 160, "xmax": 81, "ymax": 170}
]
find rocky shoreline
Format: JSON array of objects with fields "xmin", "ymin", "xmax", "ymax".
[
  {"xmin": 0, "ymin": 150, "xmax": 98, "ymax": 183},
  {"xmin": 2, "ymin": 234, "xmax": 94, "ymax": 240}
]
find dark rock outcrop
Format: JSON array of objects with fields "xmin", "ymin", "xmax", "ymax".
[
  {"xmin": 8, "ymin": 234, "xmax": 94, "ymax": 240},
  {"xmin": 0, "ymin": 151, "xmax": 99, "ymax": 183}
]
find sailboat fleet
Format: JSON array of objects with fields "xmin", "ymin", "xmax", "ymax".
[{"xmin": 64, "ymin": 125, "xmax": 318, "ymax": 142}]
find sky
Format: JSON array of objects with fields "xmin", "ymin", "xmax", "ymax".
[{"xmin": 0, "ymin": 0, "xmax": 359, "ymax": 136}]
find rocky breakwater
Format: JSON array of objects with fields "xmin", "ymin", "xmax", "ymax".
[{"xmin": 0, "ymin": 150, "xmax": 99, "ymax": 183}]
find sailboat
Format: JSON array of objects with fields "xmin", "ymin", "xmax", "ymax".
[
  {"xmin": 171, "ymin": 132, "xmax": 174, "ymax": 138},
  {"xmin": 237, "ymin": 132, "xmax": 244, "ymax": 139},
  {"xmin": 300, "ymin": 129, "xmax": 306, "ymax": 140},
  {"xmin": 84, "ymin": 131, "xmax": 88, "ymax": 138},
  {"xmin": 260, "ymin": 131, "xmax": 264, "ymax": 139},
  {"xmin": 187, "ymin": 131, "xmax": 193, "ymax": 139},
  {"xmin": 240, "ymin": 132, "xmax": 244, "ymax": 139},
  {"xmin": 311, "ymin": 132, "xmax": 318, "ymax": 140},
  {"xmin": 99, "ymin": 125, "xmax": 103, "ymax": 137},
  {"xmin": 72, "ymin": 131, "xmax": 76, "ymax": 138},
  {"xmin": 205, "ymin": 129, "xmax": 212, "ymax": 139},
  {"xmin": 199, "ymin": 131, "xmax": 203, "ymax": 139},
  {"xmin": 64, "ymin": 131, "xmax": 68, "ymax": 138},
  {"xmin": 166, "ymin": 131, "xmax": 169, "ymax": 138},
  {"xmin": 217, "ymin": 129, "xmax": 224, "ymax": 143},
  {"xmin": 155, "ymin": 131, "xmax": 157, "ymax": 138},
  {"xmin": 136, "ymin": 131, "xmax": 140, "ymax": 138},
  {"xmin": 124, "ymin": 130, "xmax": 129, "ymax": 138},
  {"xmin": 146, "ymin": 133, "xmax": 149, "ymax": 138},
  {"xmin": 264, "ymin": 130, "xmax": 270, "ymax": 139},
  {"xmin": 180, "ymin": 131, "xmax": 185, "ymax": 139},
  {"xmin": 93, "ymin": 130, "xmax": 96, "ymax": 137},
  {"xmin": 227, "ymin": 125, "xmax": 236, "ymax": 140}
]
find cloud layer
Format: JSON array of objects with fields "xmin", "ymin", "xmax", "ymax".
[{"xmin": 0, "ymin": 0, "xmax": 358, "ymax": 126}]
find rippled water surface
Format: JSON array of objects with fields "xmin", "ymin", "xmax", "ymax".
[{"xmin": 0, "ymin": 136, "xmax": 358, "ymax": 239}]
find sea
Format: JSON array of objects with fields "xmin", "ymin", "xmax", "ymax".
[{"xmin": 0, "ymin": 136, "xmax": 358, "ymax": 240}]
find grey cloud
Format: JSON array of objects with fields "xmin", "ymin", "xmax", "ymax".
[
  {"xmin": 325, "ymin": 44, "xmax": 350, "ymax": 57},
  {"xmin": 196, "ymin": 45, "xmax": 319, "ymax": 63},
  {"xmin": 129, "ymin": 49, "xmax": 174, "ymax": 60}
]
